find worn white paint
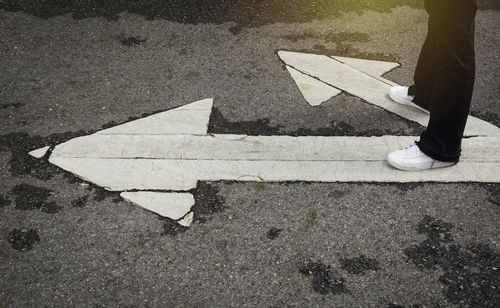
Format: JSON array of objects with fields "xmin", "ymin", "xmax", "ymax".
[
  {"xmin": 31, "ymin": 53, "xmax": 500, "ymax": 222},
  {"xmin": 120, "ymin": 192, "xmax": 194, "ymax": 220},
  {"xmin": 44, "ymin": 96, "xmax": 500, "ymax": 193},
  {"xmin": 49, "ymin": 136, "xmax": 500, "ymax": 192},
  {"xmin": 178, "ymin": 212, "xmax": 194, "ymax": 227},
  {"xmin": 278, "ymin": 51, "xmax": 500, "ymax": 137},
  {"xmin": 48, "ymin": 157, "xmax": 500, "ymax": 190},
  {"xmin": 49, "ymin": 134, "xmax": 499, "ymax": 163},
  {"xmin": 97, "ymin": 98, "xmax": 213, "ymax": 135},
  {"xmin": 286, "ymin": 65, "xmax": 341, "ymax": 106},
  {"xmin": 332, "ymin": 56, "xmax": 399, "ymax": 78},
  {"xmin": 28, "ymin": 146, "xmax": 50, "ymax": 158}
]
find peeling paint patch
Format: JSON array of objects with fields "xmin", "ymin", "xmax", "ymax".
[
  {"xmin": 8, "ymin": 229, "xmax": 40, "ymax": 251},
  {"xmin": 0, "ymin": 194, "xmax": 11, "ymax": 207},
  {"xmin": 10, "ymin": 184, "xmax": 62, "ymax": 214},
  {"xmin": 266, "ymin": 227, "xmax": 282, "ymax": 240},
  {"xmin": 299, "ymin": 260, "xmax": 348, "ymax": 295},
  {"xmin": 404, "ymin": 216, "xmax": 500, "ymax": 307},
  {"xmin": 340, "ymin": 255, "xmax": 381, "ymax": 275}
]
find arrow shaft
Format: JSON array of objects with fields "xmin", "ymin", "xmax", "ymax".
[
  {"xmin": 49, "ymin": 157, "xmax": 500, "ymax": 191},
  {"xmin": 51, "ymin": 134, "xmax": 499, "ymax": 162}
]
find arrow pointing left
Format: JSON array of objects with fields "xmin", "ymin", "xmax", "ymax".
[{"xmin": 29, "ymin": 97, "xmax": 500, "ymax": 224}]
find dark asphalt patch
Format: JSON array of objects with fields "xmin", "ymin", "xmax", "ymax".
[
  {"xmin": 404, "ymin": 216, "xmax": 500, "ymax": 307},
  {"xmin": 340, "ymin": 255, "xmax": 381, "ymax": 275},
  {"xmin": 160, "ymin": 182, "xmax": 225, "ymax": 236},
  {"xmin": 208, "ymin": 107, "xmax": 281, "ymax": 136},
  {"xmin": 10, "ymin": 184, "xmax": 61, "ymax": 214},
  {"xmin": 71, "ymin": 195, "xmax": 88, "ymax": 208},
  {"xmin": 160, "ymin": 217, "xmax": 189, "ymax": 236},
  {"xmin": 0, "ymin": 194, "xmax": 11, "ymax": 207},
  {"xmin": 91, "ymin": 186, "xmax": 121, "ymax": 203},
  {"xmin": 0, "ymin": 131, "xmax": 90, "ymax": 181},
  {"xmin": 62, "ymin": 170, "xmax": 122, "ymax": 203},
  {"xmin": 209, "ymin": 105, "xmax": 419, "ymax": 137},
  {"xmin": 191, "ymin": 182, "xmax": 225, "ymax": 224},
  {"xmin": 0, "ymin": 102, "xmax": 25, "ymax": 110},
  {"xmin": 266, "ymin": 227, "xmax": 282, "ymax": 240},
  {"xmin": 120, "ymin": 36, "xmax": 147, "ymax": 47},
  {"xmin": 7, "ymin": 229, "xmax": 40, "ymax": 251},
  {"xmin": 299, "ymin": 259, "xmax": 349, "ymax": 295}
]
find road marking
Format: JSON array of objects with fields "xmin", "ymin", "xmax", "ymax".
[
  {"xmin": 98, "ymin": 98, "xmax": 213, "ymax": 135},
  {"xmin": 331, "ymin": 56, "xmax": 399, "ymax": 83},
  {"xmin": 28, "ymin": 53, "xmax": 500, "ymax": 222},
  {"xmin": 28, "ymin": 146, "xmax": 50, "ymax": 159},
  {"xmin": 278, "ymin": 51, "xmax": 500, "ymax": 137},
  {"xmin": 120, "ymin": 192, "xmax": 194, "ymax": 224},
  {"xmin": 286, "ymin": 65, "xmax": 341, "ymax": 106}
]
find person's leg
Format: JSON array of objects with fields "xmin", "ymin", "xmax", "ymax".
[
  {"xmin": 387, "ymin": 0, "xmax": 478, "ymax": 171},
  {"xmin": 411, "ymin": 0, "xmax": 441, "ymax": 112},
  {"xmin": 416, "ymin": 0, "xmax": 478, "ymax": 162}
]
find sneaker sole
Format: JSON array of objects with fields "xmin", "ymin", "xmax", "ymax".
[{"xmin": 387, "ymin": 157, "xmax": 456, "ymax": 171}]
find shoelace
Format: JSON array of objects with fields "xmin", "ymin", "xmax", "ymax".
[{"xmin": 403, "ymin": 143, "xmax": 421, "ymax": 154}]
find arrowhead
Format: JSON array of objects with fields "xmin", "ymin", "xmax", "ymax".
[
  {"xmin": 98, "ymin": 98, "xmax": 213, "ymax": 135},
  {"xmin": 278, "ymin": 50, "xmax": 500, "ymax": 137},
  {"xmin": 286, "ymin": 65, "xmax": 341, "ymax": 106},
  {"xmin": 332, "ymin": 56, "xmax": 399, "ymax": 78},
  {"xmin": 46, "ymin": 98, "xmax": 214, "ymax": 191}
]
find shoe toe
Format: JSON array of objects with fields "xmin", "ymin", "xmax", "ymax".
[{"xmin": 387, "ymin": 150, "xmax": 403, "ymax": 166}]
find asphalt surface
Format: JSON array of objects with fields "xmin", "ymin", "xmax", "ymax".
[{"xmin": 1, "ymin": 1, "xmax": 499, "ymax": 307}]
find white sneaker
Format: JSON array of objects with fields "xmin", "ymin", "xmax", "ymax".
[
  {"xmin": 389, "ymin": 86, "xmax": 429, "ymax": 114},
  {"xmin": 387, "ymin": 143, "xmax": 456, "ymax": 171}
]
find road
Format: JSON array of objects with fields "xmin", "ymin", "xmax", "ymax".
[{"xmin": 1, "ymin": 1, "xmax": 499, "ymax": 307}]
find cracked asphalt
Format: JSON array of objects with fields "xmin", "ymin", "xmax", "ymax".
[{"xmin": 1, "ymin": 1, "xmax": 499, "ymax": 307}]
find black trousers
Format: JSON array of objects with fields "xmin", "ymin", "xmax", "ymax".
[{"xmin": 412, "ymin": 0, "xmax": 478, "ymax": 162}]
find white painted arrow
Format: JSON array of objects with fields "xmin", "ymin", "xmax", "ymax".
[
  {"xmin": 28, "ymin": 53, "xmax": 500, "ymax": 223},
  {"xmin": 279, "ymin": 51, "xmax": 500, "ymax": 137}
]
